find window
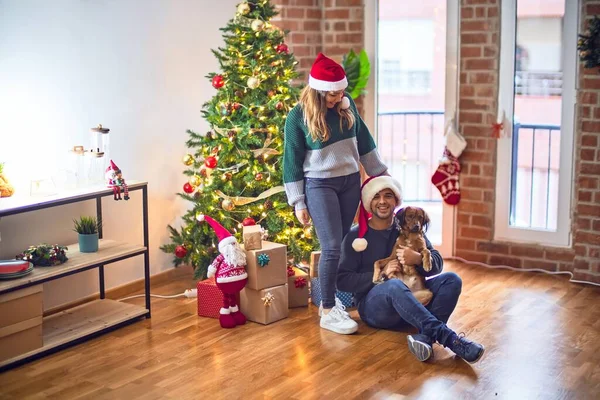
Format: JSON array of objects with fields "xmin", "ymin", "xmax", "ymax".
[
  {"xmin": 378, "ymin": 20, "xmax": 434, "ymax": 94},
  {"xmin": 495, "ymin": 0, "xmax": 577, "ymax": 247}
]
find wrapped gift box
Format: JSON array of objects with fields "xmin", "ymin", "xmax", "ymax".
[
  {"xmin": 287, "ymin": 267, "xmax": 309, "ymax": 308},
  {"xmin": 243, "ymin": 225, "xmax": 262, "ymax": 251},
  {"xmin": 310, "ymin": 277, "xmax": 353, "ymax": 308},
  {"xmin": 240, "ymin": 284, "xmax": 288, "ymax": 325},
  {"xmin": 196, "ymin": 278, "xmax": 239, "ymax": 319},
  {"xmin": 310, "ymin": 251, "xmax": 320, "ymax": 278},
  {"xmin": 244, "ymin": 241, "xmax": 287, "ymax": 290}
]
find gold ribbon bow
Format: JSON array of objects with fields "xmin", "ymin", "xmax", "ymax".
[
  {"xmin": 215, "ymin": 186, "xmax": 284, "ymax": 206},
  {"xmin": 261, "ymin": 292, "xmax": 275, "ymax": 306},
  {"xmin": 251, "ymin": 131, "xmax": 280, "ymax": 159}
]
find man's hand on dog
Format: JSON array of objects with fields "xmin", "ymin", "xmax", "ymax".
[
  {"xmin": 396, "ymin": 246, "xmax": 423, "ymax": 266},
  {"xmin": 383, "ymin": 259, "xmax": 401, "ymax": 277}
]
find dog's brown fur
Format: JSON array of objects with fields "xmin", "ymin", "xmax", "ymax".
[{"xmin": 372, "ymin": 207, "xmax": 434, "ymax": 306}]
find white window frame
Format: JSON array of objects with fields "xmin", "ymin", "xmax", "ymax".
[{"xmin": 495, "ymin": 0, "xmax": 578, "ymax": 247}]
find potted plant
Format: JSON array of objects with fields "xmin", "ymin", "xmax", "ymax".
[{"xmin": 73, "ymin": 216, "xmax": 101, "ymax": 253}]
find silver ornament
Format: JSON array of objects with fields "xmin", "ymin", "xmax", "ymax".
[
  {"xmin": 237, "ymin": 2, "xmax": 250, "ymax": 15},
  {"xmin": 247, "ymin": 76, "xmax": 260, "ymax": 89},
  {"xmin": 251, "ymin": 19, "xmax": 264, "ymax": 32}
]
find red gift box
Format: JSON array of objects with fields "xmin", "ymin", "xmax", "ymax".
[{"xmin": 197, "ymin": 277, "xmax": 240, "ymax": 319}]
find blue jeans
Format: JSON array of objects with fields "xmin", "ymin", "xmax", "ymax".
[
  {"xmin": 305, "ymin": 172, "xmax": 361, "ymax": 309},
  {"xmin": 358, "ymin": 272, "xmax": 462, "ymax": 345}
]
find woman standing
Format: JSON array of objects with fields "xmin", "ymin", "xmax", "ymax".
[{"xmin": 283, "ymin": 53, "xmax": 389, "ymax": 334}]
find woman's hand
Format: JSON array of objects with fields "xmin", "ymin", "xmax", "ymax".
[
  {"xmin": 295, "ymin": 208, "xmax": 311, "ymax": 226},
  {"xmin": 396, "ymin": 246, "xmax": 423, "ymax": 266}
]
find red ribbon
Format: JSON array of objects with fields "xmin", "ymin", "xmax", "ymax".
[
  {"xmin": 492, "ymin": 122, "xmax": 504, "ymax": 139},
  {"xmin": 287, "ymin": 266, "xmax": 295, "ymax": 277},
  {"xmin": 294, "ymin": 277, "xmax": 307, "ymax": 288}
]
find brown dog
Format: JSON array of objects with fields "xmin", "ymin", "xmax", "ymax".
[{"xmin": 372, "ymin": 207, "xmax": 433, "ymax": 306}]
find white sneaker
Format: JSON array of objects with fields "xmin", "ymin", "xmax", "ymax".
[
  {"xmin": 320, "ymin": 304, "xmax": 358, "ymax": 335},
  {"xmin": 319, "ymin": 298, "xmax": 351, "ymax": 317}
]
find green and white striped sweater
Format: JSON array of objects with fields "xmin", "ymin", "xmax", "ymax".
[{"xmin": 283, "ymin": 96, "xmax": 387, "ymax": 211}]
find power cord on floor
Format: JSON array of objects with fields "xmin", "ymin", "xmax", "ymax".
[
  {"xmin": 448, "ymin": 256, "xmax": 600, "ymax": 288},
  {"xmin": 116, "ymin": 257, "xmax": 599, "ymax": 302},
  {"xmin": 118, "ymin": 288, "xmax": 197, "ymax": 302}
]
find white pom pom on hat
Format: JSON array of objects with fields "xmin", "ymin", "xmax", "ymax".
[{"xmin": 340, "ymin": 96, "xmax": 350, "ymax": 109}]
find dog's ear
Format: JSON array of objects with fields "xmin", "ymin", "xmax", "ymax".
[
  {"xmin": 422, "ymin": 209, "xmax": 430, "ymax": 233},
  {"xmin": 395, "ymin": 207, "xmax": 407, "ymax": 229}
]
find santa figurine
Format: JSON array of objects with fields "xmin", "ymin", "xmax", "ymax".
[
  {"xmin": 105, "ymin": 160, "xmax": 130, "ymax": 201},
  {"xmin": 197, "ymin": 214, "xmax": 248, "ymax": 329}
]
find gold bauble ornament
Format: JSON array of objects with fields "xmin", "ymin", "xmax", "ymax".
[
  {"xmin": 304, "ymin": 226, "xmax": 313, "ymax": 239},
  {"xmin": 222, "ymin": 198, "xmax": 235, "ymax": 211},
  {"xmin": 182, "ymin": 154, "xmax": 195, "ymax": 166},
  {"xmin": 189, "ymin": 175, "xmax": 201, "ymax": 187},
  {"xmin": 247, "ymin": 76, "xmax": 260, "ymax": 89},
  {"xmin": 237, "ymin": 2, "xmax": 250, "ymax": 15},
  {"xmin": 251, "ymin": 19, "xmax": 265, "ymax": 32}
]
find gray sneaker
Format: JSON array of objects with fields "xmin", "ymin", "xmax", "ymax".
[{"xmin": 407, "ymin": 334, "xmax": 433, "ymax": 362}]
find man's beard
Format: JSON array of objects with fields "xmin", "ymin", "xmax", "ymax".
[{"xmin": 222, "ymin": 242, "xmax": 247, "ymax": 266}]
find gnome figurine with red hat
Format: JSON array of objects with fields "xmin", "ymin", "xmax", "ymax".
[
  {"xmin": 197, "ymin": 214, "xmax": 248, "ymax": 328},
  {"xmin": 105, "ymin": 160, "xmax": 130, "ymax": 201}
]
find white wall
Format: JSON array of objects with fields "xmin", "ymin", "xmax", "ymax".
[{"xmin": 0, "ymin": 0, "xmax": 237, "ymax": 309}]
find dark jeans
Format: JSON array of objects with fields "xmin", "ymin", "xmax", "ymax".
[
  {"xmin": 305, "ymin": 172, "xmax": 361, "ymax": 309},
  {"xmin": 358, "ymin": 272, "xmax": 462, "ymax": 345}
]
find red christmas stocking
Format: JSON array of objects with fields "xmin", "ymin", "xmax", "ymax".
[{"xmin": 431, "ymin": 150, "xmax": 461, "ymax": 205}]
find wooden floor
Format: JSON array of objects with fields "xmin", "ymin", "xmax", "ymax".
[{"xmin": 1, "ymin": 261, "xmax": 599, "ymax": 399}]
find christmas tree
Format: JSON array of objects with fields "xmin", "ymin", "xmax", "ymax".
[{"xmin": 161, "ymin": 0, "xmax": 316, "ymax": 279}]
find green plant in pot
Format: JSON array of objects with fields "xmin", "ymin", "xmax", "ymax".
[{"xmin": 73, "ymin": 216, "xmax": 101, "ymax": 253}]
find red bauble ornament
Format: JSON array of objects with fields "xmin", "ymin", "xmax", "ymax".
[
  {"xmin": 175, "ymin": 245, "xmax": 187, "ymax": 258},
  {"xmin": 276, "ymin": 43, "xmax": 289, "ymax": 54},
  {"xmin": 232, "ymin": 102, "xmax": 241, "ymax": 110},
  {"xmin": 242, "ymin": 217, "xmax": 256, "ymax": 226},
  {"xmin": 255, "ymin": 173, "xmax": 263, "ymax": 181},
  {"xmin": 212, "ymin": 75, "xmax": 225, "ymax": 89},
  {"xmin": 205, "ymin": 156, "xmax": 217, "ymax": 169},
  {"xmin": 276, "ymin": 101, "xmax": 284, "ymax": 111},
  {"xmin": 183, "ymin": 183, "xmax": 194, "ymax": 194}
]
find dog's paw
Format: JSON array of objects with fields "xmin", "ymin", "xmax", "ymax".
[{"xmin": 422, "ymin": 250, "xmax": 432, "ymax": 272}]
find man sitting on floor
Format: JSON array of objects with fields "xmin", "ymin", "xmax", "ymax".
[{"xmin": 336, "ymin": 175, "xmax": 485, "ymax": 363}]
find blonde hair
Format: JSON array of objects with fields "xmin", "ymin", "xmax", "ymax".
[{"xmin": 299, "ymin": 86, "xmax": 355, "ymax": 142}]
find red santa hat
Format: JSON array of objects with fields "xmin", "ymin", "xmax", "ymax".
[
  {"xmin": 309, "ymin": 53, "xmax": 348, "ymax": 92},
  {"xmin": 106, "ymin": 160, "xmax": 120, "ymax": 173},
  {"xmin": 196, "ymin": 214, "xmax": 237, "ymax": 253},
  {"xmin": 352, "ymin": 175, "xmax": 403, "ymax": 252}
]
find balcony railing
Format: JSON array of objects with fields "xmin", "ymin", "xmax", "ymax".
[
  {"xmin": 510, "ymin": 122, "xmax": 561, "ymax": 231},
  {"xmin": 378, "ymin": 111, "xmax": 559, "ymax": 231},
  {"xmin": 377, "ymin": 111, "xmax": 445, "ymax": 202},
  {"xmin": 515, "ymin": 71, "xmax": 562, "ymax": 96}
]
